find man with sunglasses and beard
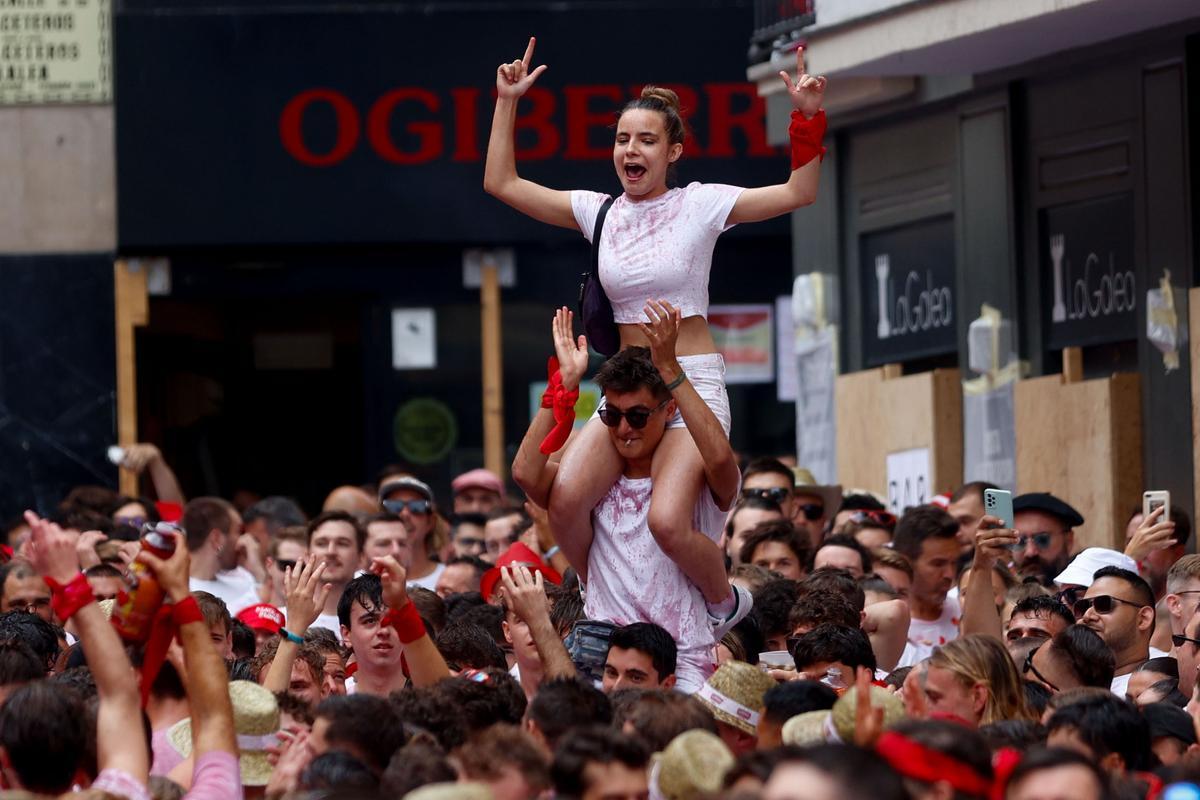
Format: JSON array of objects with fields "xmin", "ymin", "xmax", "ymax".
[
  {"xmin": 741, "ymin": 459, "xmax": 834, "ymax": 549},
  {"xmin": 1012, "ymin": 492, "xmax": 1083, "ymax": 585},
  {"xmin": 513, "ymin": 304, "xmax": 747, "ymax": 693},
  {"xmin": 1075, "ymin": 566, "xmax": 1168, "ymax": 695}
]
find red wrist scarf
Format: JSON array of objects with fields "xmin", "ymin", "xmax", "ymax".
[
  {"xmin": 789, "ymin": 108, "xmax": 827, "ymax": 170},
  {"xmin": 539, "ymin": 357, "xmax": 579, "ymax": 455}
]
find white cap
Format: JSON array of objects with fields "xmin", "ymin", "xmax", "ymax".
[{"xmin": 1053, "ymin": 547, "xmax": 1138, "ymax": 587}]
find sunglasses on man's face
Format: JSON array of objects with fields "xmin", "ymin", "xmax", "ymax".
[
  {"xmin": 797, "ymin": 503, "xmax": 825, "ymax": 522},
  {"xmin": 849, "ymin": 510, "xmax": 896, "ymax": 528},
  {"xmin": 383, "ymin": 498, "xmax": 432, "ymax": 515},
  {"xmin": 1022, "ymin": 643, "xmax": 1060, "ymax": 692},
  {"xmin": 742, "ymin": 487, "xmax": 791, "ymax": 505},
  {"xmin": 1072, "ymin": 594, "xmax": 1145, "ymax": 618},
  {"xmin": 1007, "ymin": 532, "xmax": 1055, "ymax": 552},
  {"xmin": 1172, "ymin": 634, "xmax": 1200, "ymax": 649},
  {"xmin": 598, "ymin": 398, "xmax": 670, "ymax": 430}
]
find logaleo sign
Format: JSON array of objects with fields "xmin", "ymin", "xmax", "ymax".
[{"xmin": 0, "ymin": 0, "xmax": 111, "ymax": 104}]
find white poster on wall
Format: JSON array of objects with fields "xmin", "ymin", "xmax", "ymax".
[
  {"xmin": 775, "ymin": 295, "xmax": 798, "ymax": 402},
  {"xmin": 391, "ymin": 308, "xmax": 436, "ymax": 369},
  {"xmin": 885, "ymin": 447, "xmax": 931, "ymax": 515}
]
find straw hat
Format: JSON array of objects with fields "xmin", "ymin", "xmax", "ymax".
[
  {"xmin": 404, "ymin": 782, "xmax": 493, "ymax": 800},
  {"xmin": 168, "ymin": 680, "xmax": 280, "ymax": 786},
  {"xmin": 792, "ymin": 468, "xmax": 843, "ymax": 515},
  {"xmin": 652, "ymin": 729, "xmax": 735, "ymax": 800},
  {"xmin": 831, "ymin": 684, "xmax": 906, "ymax": 742},
  {"xmin": 781, "ymin": 709, "xmax": 831, "ymax": 745},
  {"xmin": 694, "ymin": 662, "xmax": 776, "ymax": 736}
]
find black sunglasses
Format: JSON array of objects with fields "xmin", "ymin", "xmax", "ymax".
[
  {"xmin": 1172, "ymin": 634, "xmax": 1200, "ymax": 649},
  {"xmin": 383, "ymin": 498, "xmax": 432, "ymax": 515},
  {"xmin": 743, "ymin": 487, "xmax": 791, "ymax": 504},
  {"xmin": 1007, "ymin": 532, "xmax": 1055, "ymax": 552},
  {"xmin": 1022, "ymin": 643, "xmax": 1060, "ymax": 692},
  {"xmin": 797, "ymin": 503, "xmax": 825, "ymax": 522},
  {"xmin": 1073, "ymin": 594, "xmax": 1145, "ymax": 618},
  {"xmin": 598, "ymin": 398, "xmax": 670, "ymax": 430}
]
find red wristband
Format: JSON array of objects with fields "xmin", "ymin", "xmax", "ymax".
[
  {"xmin": 44, "ymin": 572, "xmax": 94, "ymax": 622},
  {"xmin": 382, "ymin": 600, "xmax": 426, "ymax": 644},
  {"xmin": 789, "ymin": 108, "xmax": 827, "ymax": 170},
  {"xmin": 170, "ymin": 595, "xmax": 205, "ymax": 626},
  {"xmin": 540, "ymin": 357, "xmax": 579, "ymax": 455}
]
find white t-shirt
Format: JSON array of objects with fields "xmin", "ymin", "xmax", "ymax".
[
  {"xmin": 311, "ymin": 613, "xmax": 343, "ymax": 641},
  {"xmin": 189, "ymin": 570, "xmax": 260, "ymax": 616},
  {"xmin": 1110, "ymin": 646, "xmax": 1170, "ymax": 696},
  {"xmin": 896, "ymin": 594, "xmax": 962, "ymax": 668},
  {"xmin": 571, "ymin": 183, "xmax": 744, "ymax": 324},
  {"xmin": 584, "ymin": 475, "xmax": 729, "ymax": 694},
  {"xmin": 407, "ymin": 563, "xmax": 444, "ymax": 593}
]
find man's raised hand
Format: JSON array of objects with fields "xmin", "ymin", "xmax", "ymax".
[
  {"xmin": 553, "ymin": 307, "xmax": 589, "ymax": 391},
  {"xmin": 135, "ymin": 530, "xmax": 192, "ymax": 603},
  {"xmin": 371, "ymin": 555, "xmax": 410, "ymax": 611},
  {"xmin": 638, "ymin": 299, "xmax": 683, "ymax": 381},
  {"xmin": 284, "ymin": 556, "xmax": 332, "ymax": 634},
  {"xmin": 497, "ymin": 37, "xmax": 548, "ymax": 100},
  {"xmin": 24, "ymin": 511, "xmax": 81, "ymax": 585},
  {"xmin": 777, "ymin": 46, "xmax": 826, "ymax": 119},
  {"xmin": 499, "ymin": 565, "xmax": 551, "ymax": 625}
]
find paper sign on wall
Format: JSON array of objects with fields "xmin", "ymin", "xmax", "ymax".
[
  {"xmin": 709, "ymin": 304, "xmax": 773, "ymax": 384},
  {"xmin": 391, "ymin": 308, "xmax": 436, "ymax": 369},
  {"xmin": 885, "ymin": 447, "xmax": 931, "ymax": 514}
]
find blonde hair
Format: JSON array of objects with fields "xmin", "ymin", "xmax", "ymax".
[
  {"xmin": 928, "ymin": 634, "xmax": 1033, "ymax": 725},
  {"xmin": 1167, "ymin": 554, "xmax": 1200, "ymax": 594},
  {"xmin": 871, "ymin": 547, "xmax": 913, "ymax": 578}
]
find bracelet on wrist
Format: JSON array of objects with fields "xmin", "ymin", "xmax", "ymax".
[
  {"xmin": 664, "ymin": 372, "xmax": 688, "ymax": 392},
  {"xmin": 544, "ymin": 545, "xmax": 561, "ymax": 560},
  {"xmin": 279, "ymin": 627, "xmax": 305, "ymax": 645}
]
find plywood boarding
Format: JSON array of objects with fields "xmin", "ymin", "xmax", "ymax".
[
  {"xmin": 1014, "ymin": 372, "xmax": 1142, "ymax": 550},
  {"xmin": 835, "ymin": 367, "xmax": 963, "ymax": 497}
]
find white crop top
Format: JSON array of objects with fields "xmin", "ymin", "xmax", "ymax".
[{"xmin": 571, "ymin": 182, "xmax": 745, "ymax": 324}]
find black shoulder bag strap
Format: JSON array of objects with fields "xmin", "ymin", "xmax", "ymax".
[{"xmin": 578, "ymin": 197, "xmax": 617, "ymax": 306}]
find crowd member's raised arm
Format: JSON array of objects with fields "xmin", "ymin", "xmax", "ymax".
[
  {"xmin": 138, "ymin": 535, "xmax": 241, "ymax": 797},
  {"xmin": 862, "ymin": 598, "xmax": 910, "ymax": 673},
  {"xmin": 373, "ymin": 555, "xmax": 451, "ymax": 688},
  {"xmin": 500, "ymin": 565, "xmax": 575, "ymax": 680},
  {"xmin": 959, "ymin": 517, "xmax": 1014, "ymax": 641},
  {"xmin": 483, "ymin": 37, "xmax": 577, "ymax": 230},
  {"xmin": 120, "ymin": 442, "xmax": 186, "ymax": 505},
  {"xmin": 25, "ymin": 511, "xmax": 149, "ymax": 787},
  {"xmin": 264, "ymin": 556, "xmax": 330, "ymax": 694}
]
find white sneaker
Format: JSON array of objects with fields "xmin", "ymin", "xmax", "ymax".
[{"xmin": 709, "ymin": 584, "xmax": 753, "ymax": 641}]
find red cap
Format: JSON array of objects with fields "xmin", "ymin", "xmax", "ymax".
[
  {"xmin": 451, "ymin": 468, "xmax": 506, "ymax": 499},
  {"xmin": 236, "ymin": 603, "xmax": 285, "ymax": 634},
  {"xmin": 480, "ymin": 542, "xmax": 562, "ymax": 602}
]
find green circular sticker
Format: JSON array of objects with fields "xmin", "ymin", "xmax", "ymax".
[{"xmin": 393, "ymin": 398, "xmax": 458, "ymax": 464}]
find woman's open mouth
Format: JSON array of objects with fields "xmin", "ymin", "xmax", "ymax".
[{"xmin": 624, "ymin": 163, "xmax": 646, "ymax": 181}]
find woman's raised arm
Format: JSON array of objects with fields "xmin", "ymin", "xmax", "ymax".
[{"xmin": 483, "ymin": 37, "xmax": 579, "ymax": 230}]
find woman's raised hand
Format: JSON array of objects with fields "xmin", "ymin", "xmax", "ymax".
[
  {"xmin": 638, "ymin": 299, "xmax": 683, "ymax": 380},
  {"xmin": 497, "ymin": 37, "xmax": 548, "ymax": 100},
  {"xmin": 552, "ymin": 307, "xmax": 589, "ymax": 391},
  {"xmin": 777, "ymin": 46, "xmax": 826, "ymax": 118}
]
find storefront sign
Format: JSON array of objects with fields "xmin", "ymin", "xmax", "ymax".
[
  {"xmin": 1042, "ymin": 193, "xmax": 1137, "ymax": 348},
  {"xmin": 709, "ymin": 304, "xmax": 774, "ymax": 384},
  {"xmin": 114, "ymin": 6, "xmax": 785, "ymax": 248},
  {"xmin": 861, "ymin": 217, "xmax": 957, "ymax": 366},
  {"xmin": 0, "ymin": 0, "xmax": 111, "ymax": 104}
]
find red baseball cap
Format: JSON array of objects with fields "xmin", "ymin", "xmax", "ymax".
[
  {"xmin": 480, "ymin": 542, "xmax": 562, "ymax": 602},
  {"xmin": 236, "ymin": 604, "xmax": 285, "ymax": 635}
]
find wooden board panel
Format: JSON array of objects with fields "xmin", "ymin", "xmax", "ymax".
[{"xmin": 1191, "ymin": 287, "xmax": 1200, "ymax": 527}]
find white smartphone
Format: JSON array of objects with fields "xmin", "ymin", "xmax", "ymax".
[
  {"xmin": 983, "ymin": 488, "xmax": 1014, "ymax": 529},
  {"xmin": 1143, "ymin": 490, "xmax": 1170, "ymax": 520}
]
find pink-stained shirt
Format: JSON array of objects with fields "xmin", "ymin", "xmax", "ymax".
[
  {"xmin": 183, "ymin": 751, "xmax": 243, "ymax": 800},
  {"xmin": 585, "ymin": 476, "xmax": 730, "ymax": 693},
  {"xmin": 571, "ymin": 183, "xmax": 745, "ymax": 324},
  {"xmin": 92, "ymin": 769, "xmax": 151, "ymax": 800}
]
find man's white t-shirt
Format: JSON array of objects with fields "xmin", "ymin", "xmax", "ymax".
[
  {"xmin": 584, "ymin": 475, "xmax": 729, "ymax": 694},
  {"xmin": 896, "ymin": 594, "xmax": 962, "ymax": 668},
  {"xmin": 407, "ymin": 563, "xmax": 445, "ymax": 594},
  {"xmin": 311, "ymin": 612, "xmax": 343, "ymax": 641},
  {"xmin": 1110, "ymin": 646, "xmax": 1170, "ymax": 696},
  {"xmin": 189, "ymin": 570, "xmax": 260, "ymax": 616}
]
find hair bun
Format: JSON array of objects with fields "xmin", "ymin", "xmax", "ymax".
[{"xmin": 639, "ymin": 85, "xmax": 681, "ymax": 114}]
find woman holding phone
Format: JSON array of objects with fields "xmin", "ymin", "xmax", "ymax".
[{"xmin": 485, "ymin": 37, "xmax": 828, "ymax": 625}]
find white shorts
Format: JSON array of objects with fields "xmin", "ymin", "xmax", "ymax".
[{"xmin": 595, "ymin": 352, "xmax": 731, "ymax": 437}]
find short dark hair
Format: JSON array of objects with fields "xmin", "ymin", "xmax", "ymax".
[
  {"xmin": 769, "ymin": 744, "xmax": 908, "ymax": 800},
  {"xmin": 307, "ymin": 510, "xmax": 366, "ymax": 551},
  {"xmin": 458, "ymin": 724, "xmax": 551, "ymax": 793},
  {"xmin": 1005, "ymin": 747, "xmax": 1110, "ymax": 798},
  {"xmin": 838, "ymin": 493, "xmax": 886, "ymax": 513},
  {"xmin": 739, "ymin": 520, "xmax": 810, "ymax": 569},
  {"xmin": 788, "ymin": 589, "xmax": 860, "ymax": 632},
  {"xmin": 607, "ymin": 622, "xmax": 677, "ymax": 680},
  {"xmin": 0, "ymin": 611, "xmax": 59, "ymax": 672},
  {"xmin": 435, "ymin": 672, "xmax": 528, "ymax": 737},
  {"xmin": 790, "ymin": 624, "xmax": 876, "ymax": 674},
  {"xmin": 892, "ymin": 505, "xmax": 959, "ymax": 561},
  {"xmin": 380, "ymin": 741, "xmax": 456, "ymax": 797},
  {"xmin": 763, "ymin": 680, "xmax": 838, "ymax": 725},
  {"xmin": 593, "ymin": 347, "xmax": 668, "ymax": 400},
  {"xmin": 527, "ymin": 678, "xmax": 613, "ymax": 751},
  {"xmin": 0, "ymin": 681, "xmax": 87, "ymax": 793},
  {"xmin": 552, "ymin": 726, "xmax": 650, "ymax": 800},
  {"xmin": 299, "ymin": 751, "xmax": 379, "ymax": 794},
  {"xmin": 813, "ymin": 535, "xmax": 873, "ymax": 574},
  {"xmin": 751, "ymin": 579, "xmax": 801, "ymax": 638},
  {"xmin": 802, "ymin": 568, "xmax": 866, "ymax": 613},
  {"xmin": 230, "ymin": 619, "xmax": 256, "ymax": 660},
  {"xmin": 436, "ymin": 620, "xmax": 508, "ymax": 672},
  {"xmin": 451, "ymin": 512, "xmax": 488, "ymax": 531},
  {"xmin": 181, "ymin": 496, "xmax": 236, "ymax": 552},
  {"xmin": 725, "ymin": 496, "xmax": 783, "ymax": 537},
  {"xmin": 1051, "ymin": 625, "xmax": 1116, "ymax": 689},
  {"xmin": 242, "ymin": 496, "xmax": 307, "ymax": 535},
  {"xmin": 742, "ymin": 457, "xmax": 795, "ymax": 488},
  {"xmin": 1091, "ymin": 566, "xmax": 1155, "ymax": 609},
  {"xmin": 337, "ymin": 574, "xmax": 384, "ymax": 629},
  {"xmin": 408, "ymin": 586, "xmax": 447, "ymax": 635},
  {"xmin": 313, "ymin": 694, "xmax": 408, "ymax": 773},
  {"xmin": 888, "ymin": 718, "xmax": 993, "ymax": 787},
  {"xmin": 977, "ymin": 718, "xmax": 1047, "ymax": 751},
  {"xmin": 192, "ymin": 591, "xmax": 232, "ymax": 636},
  {"xmin": 0, "ymin": 639, "xmax": 45, "ymax": 686},
  {"xmin": 1045, "ymin": 693, "xmax": 1153, "ymax": 771},
  {"xmin": 446, "ymin": 554, "xmax": 491, "ymax": 577},
  {"xmin": 1010, "ymin": 594, "xmax": 1076, "ymax": 631},
  {"xmin": 611, "ymin": 690, "xmax": 717, "ymax": 752}
]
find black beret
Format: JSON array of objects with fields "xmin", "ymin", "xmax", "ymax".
[{"xmin": 1012, "ymin": 492, "xmax": 1085, "ymax": 528}]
